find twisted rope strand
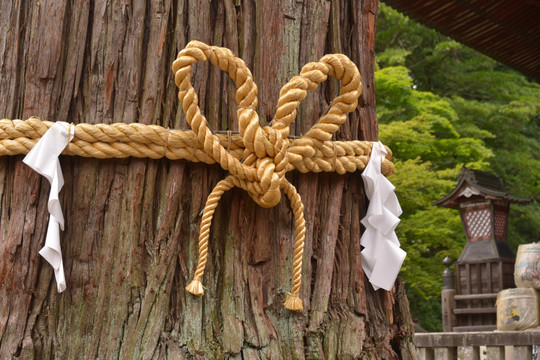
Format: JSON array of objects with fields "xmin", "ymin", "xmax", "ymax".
[
  {"xmin": 0, "ymin": 119, "xmax": 394, "ymax": 174},
  {"xmin": 185, "ymin": 176, "xmax": 235, "ymax": 296},
  {"xmin": 1, "ymin": 41, "xmax": 395, "ymax": 311},
  {"xmin": 282, "ymin": 180, "xmax": 306, "ymax": 311}
]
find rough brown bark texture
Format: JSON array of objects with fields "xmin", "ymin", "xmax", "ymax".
[{"xmin": 0, "ymin": 0, "xmax": 416, "ymax": 359}]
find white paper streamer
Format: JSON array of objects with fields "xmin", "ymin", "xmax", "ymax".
[
  {"xmin": 360, "ymin": 142, "xmax": 406, "ymax": 291},
  {"xmin": 23, "ymin": 122, "xmax": 74, "ymax": 292}
]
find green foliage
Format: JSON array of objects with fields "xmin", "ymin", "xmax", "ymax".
[
  {"xmin": 376, "ymin": 67, "xmax": 492, "ymax": 169},
  {"xmin": 375, "ymin": 3, "xmax": 540, "ymax": 332},
  {"xmin": 376, "ymin": 48, "xmax": 411, "ymax": 68}
]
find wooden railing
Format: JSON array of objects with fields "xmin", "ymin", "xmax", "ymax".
[{"xmin": 415, "ymin": 331, "xmax": 540, "ymax": 360}]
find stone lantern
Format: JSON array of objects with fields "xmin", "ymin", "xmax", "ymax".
[{"xmin": 434, "ymin": 167, "xmax": 529, "ymax": 331}]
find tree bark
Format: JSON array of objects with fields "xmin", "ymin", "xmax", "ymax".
[{"xmin": 0, "ymin": 0, "xmax": 416, "ymax": 359}]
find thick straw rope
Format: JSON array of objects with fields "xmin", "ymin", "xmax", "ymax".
[
  {"xmin": 0, "ymin": 41, "xmax": 394, "ymax": 310},
  {"xmin": 0, "ymin": 119, "xmax": 393, "ymax": 175}
]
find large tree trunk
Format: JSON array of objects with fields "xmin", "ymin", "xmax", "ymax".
[{"xmin": 0, "ymin": 0, "xmax": 416, "ymax": 359}]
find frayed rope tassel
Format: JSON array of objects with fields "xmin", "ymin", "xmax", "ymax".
[
  {"xmin": 186, "ymin": 276, "xmax": 205, "ymax": 296},
  {"xmin": 284, "ymin": 292, "xmax": 303, "ymax": 311}
]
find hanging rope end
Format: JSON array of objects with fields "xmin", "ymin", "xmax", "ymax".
[
  {"xmin": 186, "ymin": 277, "xmax": 205, "ymax": 296},
  {"xmin": 284, "ymin": 292, "xmax": 303, "ymax": 311}
]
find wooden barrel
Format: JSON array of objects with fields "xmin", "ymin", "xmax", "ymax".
[
  {"xmin": 496, "ymin": 288, "xmax": 539, "ymax": 331},
  {"xmin": 515, "ymin": 243, "xmax": 540, "ymax": 289}
]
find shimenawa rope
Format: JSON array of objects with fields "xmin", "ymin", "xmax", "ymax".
[{"xmin": 0, "ymin": 41, "xmax": 394, "ymax": 310}]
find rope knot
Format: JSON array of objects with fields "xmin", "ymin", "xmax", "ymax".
[{"xmin": 241, "ymin": 125, "xmax": 289, "ymax": 208}]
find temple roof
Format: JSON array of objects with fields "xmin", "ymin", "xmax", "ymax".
[
  {"xmin": 434, "ymin": 167, "xmax": 530, "ymax": 209},
  {"xmin": 382, "ymin": 0, "xmax": 540, "ymax": 81}
]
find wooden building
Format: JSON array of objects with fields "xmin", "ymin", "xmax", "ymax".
[{"xmin": 382, "ymin": 0, "xmax": 540, "ymax": 81}]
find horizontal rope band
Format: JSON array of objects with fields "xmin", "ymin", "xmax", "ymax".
[{"xmin": 0, "ymin": 118, "xmax": 394, "ymax": 175}]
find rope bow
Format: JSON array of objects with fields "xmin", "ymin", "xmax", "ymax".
[{"xmin": 174, "ymin": 41, "xmax": 365, "ymax": 311}]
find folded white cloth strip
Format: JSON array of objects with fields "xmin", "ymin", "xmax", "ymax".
[
  {"xmin": 23, "ymin": 122, "xmax": 74, "ymax": 292},
  {"xmin": 361, "ymin": 142, "xmax": 406, "ymax": 291}
]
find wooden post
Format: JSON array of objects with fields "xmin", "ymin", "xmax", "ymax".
[
  {"xmin": 513, "ymin": 346, "xmax": 532, "ymax": 360},
  {"xmin": 418, "ymin": 348, "xmax": 435, "ymax": 360},
  {"xmin": 458, "ymin": 346, "xmax": 480, "ymax": 360},
  {"xmin": 435, "ymin": 347, "xmax": 456, "ymax": 360},
  {"xmin": 486, "ymin": 346, "xmax": 505, "ymax": 360},
  {"xmin": 442, "ymin": 256, "xmax": 456, "ymax": 332}
]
